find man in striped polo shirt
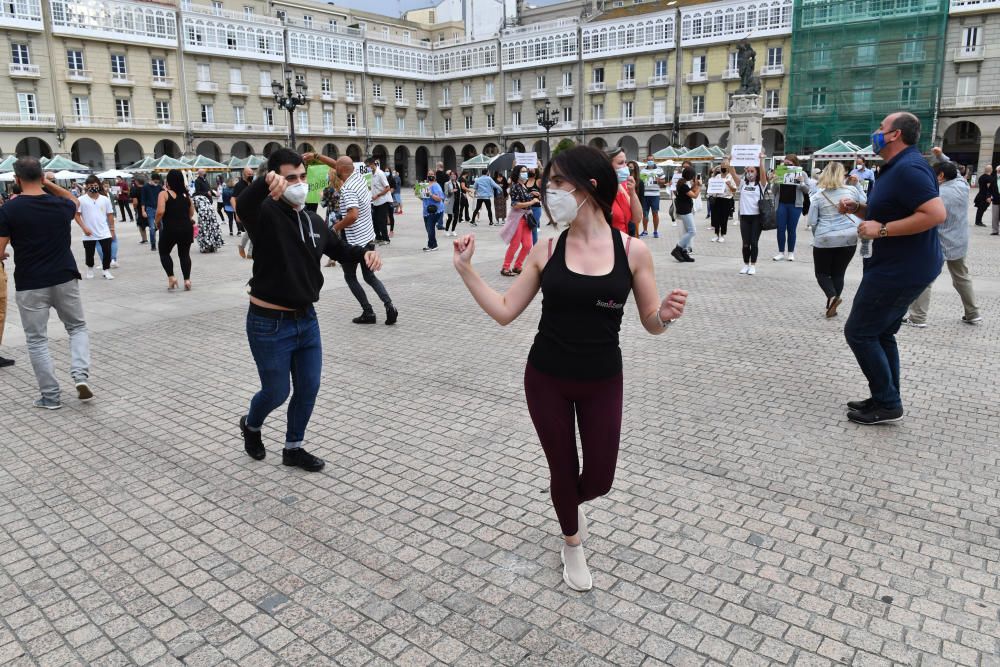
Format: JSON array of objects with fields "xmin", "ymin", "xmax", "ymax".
[{"xmin": 333, "ymin": 156, "xmax": 398, "ymax": 325}]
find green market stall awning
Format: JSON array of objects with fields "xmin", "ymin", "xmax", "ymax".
[
  {"xmin": 0, "ymin": 155, "xmax": 16, "ymax": 172},
  {"xmin": 43, "ymin": 155, "xmax": 91, "ymax": 171},
  {"xmin": 460, "ymin": 154, "xmax": 494, "ymax": 170},
  {"xmin": 811, "ymin": 141, "xmax": 867, "ymax": 161},
  {"xmin": 187, "ymin": 155, "xmax": 229, "ymax": 170},
  {"xmin": 652, "ymin": 146, "xmax": 685, "ymax": 159},
  {"xmin": 679, "ymin": 145, "xmax": 716, "ymax": 161}
]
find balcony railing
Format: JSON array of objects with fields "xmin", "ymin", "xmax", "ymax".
[
  {"xmin": 415, "ymin": 99, "xmax": 429, "ymax": 109},
  {"xmin": 761, "ymin": 64, "xmax": 784, "ymax": 76},
  {"xmin": 647, "ymin": 75, "xmax": 670, "ymax": 87},
  {"xmin": 0, "ymin": 112, "xmax": 55, "ymax": 125},
  {"xmin": 557, "ymin": 85, "xmax": 574, "ymax": 96},
  {"xmin": 9, "ymin": 63, "xmax": 40, "ymax": 77},
  {"xmin": 685, "ymin": 71, "xmax": 708, "ymax": 83},
  {"xmin": 502, "ymin": 124, "xmax": 545, "ymax": 134},
  {"xmin": 66, "ymin": 116, "xmax": 178, "ymax": 130},
  {"xmin": 897, "ymin": 50, "xmax": 925, "ymax": 63},
  {"xmin": 320, "ymin": 91, "xmax": 337, "ymax": 101},
  {"xmin": 679, "ymin": 111, "xmax": 728, "ymax": 122},
  {"xmin": 229, "ymin": 83, "xmax": 249, "ymax": 95},
  {"xmin": 152, "ymin": 76, "xmax": 175, "ymax": 88},
  {"xmin": 953, "ymin": 45, "xmax": 984, "ymax": 61},
  {"xmin": 196, "ymin": 80, "xmax": 218, "ymax": 92},
  {"xmin": 0, "ymin": 0, "xmax": 42, "ymax": 28},
  {"xmin": 185, "ymin": 3, "xmax": 282, "ymax": 26},
  {"xmin": 506, "ymin": 91, "xmax": 522, "ymax": 101},
  {"xmin": 344, "ymin": 93, "xmax": 360, "ymax": 103},
  {"xmin": 531, "ymin": 88, "xmax": 548, "ymax": 99},
  {"xmin": 191, "ymin": 121, "xmax": 285, "ymax": 133},
  {"xmin": 371, "ymin": 95, "xmax": 387, "ymax": 105},
  {"xmin": 480, "ymin": 94, "xmax": 495, "ymax": 103},
  {"xmin": 616, "ymin": 79, "xmax": 636, "ymax": 90},
  {"xmin": 459, "ymin": 96, "xmax": 474, "ymax": 106},
  {"xmin": 110, "ymin": 74, "xmax": 134, "ymax": 86},
  {"xmin": 438, "ymin": 98, "xmax": 452, "ymax": 108},
  {"xmin": 587, "ymin": 82, "xmax": 606, "ymax": 93},
  {"xmin": 66, "ymin": 69, "xmax": 93, "ymax": 82},
  {"xmin": 940, "ymin": 95, "xmax": 1000, "ymax": 109},
  {"xmin": 763, "ymin": 107, "xmax": 788, "ymax": 118},
  {"xmin": 951, "ymin": 0, "xmax": 1000, "ymax": 12},
  {"xmin": 395, "ymin": 97, "xmax": 409, "ymax": 107},
  {"xmin": 722, "ymin": 68, "xmax": 739, "ymax": 81},
  {"xmin": 582, "ymin": 115, "xmax": 672, "ymax": 129}
]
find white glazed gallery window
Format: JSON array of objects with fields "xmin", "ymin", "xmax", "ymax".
[
  {"xmin": 374, "ymin": 113, "xmax": 383, "ymax": 133},
  {"xmin": 418, "ymin": 116, "xmax": 426, "ymax": 134},
  {"xmin": 297, "ymin": 109, "xmax": 308, "ymax": 129},
  {"xmin": 233, "ymin": 105, "xmax": 245, "ymax": 126},
  {"xmin": 654, "ymin": 60, "xmax": 667, "ymax": 78},
  {"xmin": 511, "ymin": 78, "xmax": 521, "ymax": 93},
  {"xmin": 465, "ymin": 115, "xmax": 473, "ymax": 130},
  {"xmin": 201, "ymin": 104, "xmax": 214, "ymax": 124},
  {"xmin": 346, "ymin": 112, "xmax": 356, "ymax": 130},
  {"xmin": 321, "ymin": 77, "xmax": 331, "ymax": 93},
  {"xmin": 396, "ymin": 116, "xmax": 405, "ymax": 132},
  {"xmin": 442, "ymin": 85, "xmax": 451, "ymax": 104},
  {"xmin": 67, "ymin": 50, "xmax": 84, "ymax": 71},
  {"xmin": 156, "ymin": 101, "xmax": 171, "ymax": 122},
  {"xmin": 621, "ymin": 100, "xmax": 634, "ymax": 120},
  {"xmin": 562, "ymin": 71, "xmax": 572, "ymax": 87},
  {"xmin": 263, "ymin": 107, "xmax": 274, "ymax": 127},
  {"xmin": 536, "ymin": 74, "xmax": 545, "ymax": 89},
  {"xmin": 11, "ymin": 43, "xmax": 29, "ymax": 65},
  {"xmin": 486, "ymin": 113, "xmax": 495, "ymax": 130},
  {"xmin": 485, "ymin": 81, "xmax": 494, "ymax": 97},
  {"xmin": 260, "ymin": 70, "xmax": 271, "ymax": 88},
  {"xmin": 765, "ymin": 89, "xmax": 779, "ymax": 110},
  {"xmin": 444, "ymin": 117, "xmax": 452, "ymax": 132},
  {"xmin": 73, "ymin": 96, "xmax": 91, "ymax": 121},
  {"xmin": 691, "ymin": 95, "xmax": 704, "ymax": 115},
  {"xmin": 463, "ymin": 83, "xmax": 472, "ymax": 99},
  {"xmin": 323, "ymin": 110, "xmax": 333, "ymax": 131},
  {"xmin": 395, "ymin": 84, "xmax": 404, "ymax": 101},
  {"xmin": 592, "ymin": 103, "xmax": 603, "ymax": 120},
  {"xmin": 622, "ymin": 63, "xmax": 634, "ymax": 82},
  {"xmin": 345, "ymin": 79, "xmax": 355, "ymax": 96},
  {"xmin": 767, "ymin": 47, "xmax": 783, "ymax": 66},
  {"xmin": 416, "ymin": 87, "xmax": 425, "ymax": 103},
  {"xmin": 511, "ymin": 110, "xmax": 521, "ymax": 126},
  {"xmin": 111, "ymin": 54, "xmax": 127, "ymax": 76},
  {"xmin": 197, "ymin": 63, "xmax": 211, "ymax": 81},
  {"xmin": 17, "ymin": 92, "xmax": 37, "ymax": 120},
  {"xmin": 592, "ymin": 67, "xmax": 604, "ymax": 84},
  {"xmin": 562, "ymin": 107, "xmax": 572, "ymax": 123},
  {"xmin": 151, "ymin": 58, "xmax": 166, "ymax": 77},
  {"xmin": 115, "ymin": 98, "xmax": 131, "ymax": 121},
  {"xmin": 373, "ymin": 82, "xmax": 382, "ymax": 98}
]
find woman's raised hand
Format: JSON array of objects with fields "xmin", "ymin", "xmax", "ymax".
[{"xmin": 453, "ymin": 234, "xmax": 476, "ymax": 270}]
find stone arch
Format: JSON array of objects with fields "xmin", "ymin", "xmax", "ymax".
[
  {"xmin": 531, "ymin": 140, "xmax": 548, "ymax": 163},
  {"xmin": 482, "ymin": 143, "xmax": 499, "ymax": 157},
  {"xmin": 683, "ymin": 132, "xmax": 709, "ymax": 149},
  {"xmin": 15, "ymin": 137, "xmax": 52, "ymax": 158},
  {"xmin": 442, "ymin": 145, "xmax": 457, "ymax": 172},
  {"xmin": 415, "ymin": 146, "xmax": 429, "ymax": 179},
  {"xmin": 719, "ymin": 131, "xmax": 731, "ymax": 149},
  {"xmin": 508, "ymin": 141, "xmax": 525, "ymax": 153},
  {"xmin": 154, "ymin": 139, "xmax": 181, "ymax": 158},
  {"xmin": 114, "ymin": 139, "xmax": 143, "ymax": 167},
  {"xmin": 761, "ymin": 128, "xmax": 784, "ymax": 155},
  {"xmin": 196, "ymin": 141, "xmax": 222, "ymax": 161},
  {"xmin": 393, "ymin": 145, "xmax": 409, "ymax": 184},
  {"xmin": 346, "ymin": 144, "xmax": 362, "ymax": 161},
  {"xmin": 617, "ymin": 135, "xmax": 639, "ymax": 160},
  {"xmin": 461, "ymin": 143, "xmax": 478, "ymax": 161},
  {"xmin": 231, "ymin": 141, "xmax": 254, "ymax": 158},
  {"xmin": 71, "ymin": 138, "xmax": 104, "ymax": 170},
  {"xmin": 942, "ymin": 121, "xmax": 980, "ymax": 169},
  {"xmin": 323, "ymin": 143, "xmax": 339, "ymax": 158},
  {"xmin": 588, "ymin": 137, "xmax": 607, "ymax": 150},
  {"xmin": 372, "ymin": 144, "xmax": 389, "ymax": 168},
  {"xmin": 648, "ymin": 133, "xmax": 669, "ymax": 155},
  {"xmin": 262, "ymin": 141, "xmax": 282, "ymax": 157},
  {"xmin": 296, "ymin": 142, "xmax": 315, "ymax": 154}
]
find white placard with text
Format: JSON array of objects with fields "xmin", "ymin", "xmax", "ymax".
[{"xmin": 731, "ymin": 144, "xmax": 763, "ymax": 167}]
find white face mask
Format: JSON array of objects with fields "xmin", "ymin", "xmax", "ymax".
[
  {"xmin": 616, "ymin": 166, "xmax": 630, "ymax": 183},
  {"xmin": 283, "ymin": 182, "xmax": 308, "ymax": 208},
  {"xmin": 546, "ymin": 188, "xmax": 582, "ymax": 225}
]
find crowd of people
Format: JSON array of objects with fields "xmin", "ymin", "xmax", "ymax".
[{"xmin": 0, "ymin": 110, "xmax": 987, "ymax": 591}]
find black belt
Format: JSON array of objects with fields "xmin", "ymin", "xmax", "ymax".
[{"xmin": 248, "ymin": 303, "xmax": 313, "ymax": 320}]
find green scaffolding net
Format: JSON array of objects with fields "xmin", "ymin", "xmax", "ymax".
[{"xmin": 785, "ymin": 0, "xmax": 949, "ymax": 155}]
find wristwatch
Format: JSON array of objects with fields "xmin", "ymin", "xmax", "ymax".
[{"xmin": 879, "ymin": 224, "xmax": 888, "ymax": 238}]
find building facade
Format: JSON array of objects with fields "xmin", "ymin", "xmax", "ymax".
[{"xmin": 1, "ymin": 0, "xmax": 805, "ymax": 185}]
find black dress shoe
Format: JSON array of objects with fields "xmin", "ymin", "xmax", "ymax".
[
  {"xmin": 670, "ymin": 247, "xmax": 685, "ymax": 263},
  {"xmin": 847, "ymin": 405, "xmax": 904, "ymax": 425},
  {"xmin": 846, "ymin": 397, "xmax": 875, "ymax": 412},
  {"xmin": 0, "ymin": 356, "xmax": 14, "ymax": 368},
  {"xmin": 240, "ymin": 416, "xmax": 265, "ymax": 460},
  {"xmin": 385, "ymin": 305, "xmax": 398, "ymax": 326},
  {"xmin": 352, "ymin": 312, "xmax": 377, "ymax": 324},
  {"xmin": 282, "ymin": 447, "xmax": 325, "ymax": 472}
]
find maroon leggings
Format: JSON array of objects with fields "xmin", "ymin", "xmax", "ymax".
[{"xmin": 524, "ymin": 363, "xmax": 623, "ymax": 536}]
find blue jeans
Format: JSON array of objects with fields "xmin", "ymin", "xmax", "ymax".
[
  {"xmin": 145, "ymin": 206, "xmax": 158, "ymax": 248},
  {"xmin": 95, "ymin": 236, "xmax": 118, "ymax": 262},
  {"xmin": 424, "ymin": 212, "xmax": 441, "ymax": 248},
  {"xmin": 677, "ymin": 213, "xmax": 696, "ymax": 249},
  {"xmin": 531, "ymin": 205, "xmax": 541, "ymax": 245},
  {"xmin": 245, "ymin": 308, "xmax": 322, "ymax": 448},
  {"xmin": 776, "ymin": 203, "xmax": 801, "ymax": 252},
  {"xmin": 844, "ymin": 278, "xmax": 929, "ymax": 410}
]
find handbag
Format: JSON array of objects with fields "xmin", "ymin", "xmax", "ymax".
[
  {"xmin": 427, "ymin": 204, "xmax": 438, "ymax": 214},
  {"xmin": 500, "ymin": 207, "xmax": 526, "ymax": 244},
  {"xmin": 758, "ymin": 184, "xmax": 777, "ymax": 231}
]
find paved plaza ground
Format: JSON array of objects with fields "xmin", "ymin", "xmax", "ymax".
[{"xmin": 0, "ymin": 193, "xmax": 998, "ymax": 667}]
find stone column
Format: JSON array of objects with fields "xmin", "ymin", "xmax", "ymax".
[{"xmin": 729, "ymin": 95, "xmax": 764, "ymax": 148}]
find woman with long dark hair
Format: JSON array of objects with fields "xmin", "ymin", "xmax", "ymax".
[
  {"xmin": 493, "ymin": 173, "xmax": 508, "ymax": 222},
  {"xmin": 155, "ymin": 169, "xmax": 195, "ymax": 290},
  {"xmin": 737, "ymin": 153, "xmax": 768, "ymax": 275},
  {"xmin": 453, "ymin": 146, "xmax": 688, "ymax": 591},
  {"xmin": 526, "ymin": 166, "xmax": 543, "ymax": 244},
  {"xmin": 501, "ymin": 164, "xmax": 538, "ymax": 276},
  {"xmin": 605, "ymin": 147, "xmax": 642, "ymax": 235}
]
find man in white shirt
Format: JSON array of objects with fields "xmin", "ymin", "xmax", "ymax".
[
  {"xmin": 76, "ymin": 176, "xmax": 115, "ymax": 280},
  {"xmin": 366, "ymin": 157, "xmax": 393, "ymax": 245}
]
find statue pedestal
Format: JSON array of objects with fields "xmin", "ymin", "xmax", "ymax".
[{"xmin": 729, "ymin": 94, "xmax": 763, "ymax": 148}]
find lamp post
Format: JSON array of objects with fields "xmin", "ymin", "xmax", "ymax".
[
  {"xmin": 55, "ymin": 126, "xmax": 66, "ymax": 148},
  {"xmin": 272, "ymin": 68, "xmax": 308, "ymax": 149},
  {"xmin": 535, "ymin": 100, "xmax": 559, "ymax": 164}
]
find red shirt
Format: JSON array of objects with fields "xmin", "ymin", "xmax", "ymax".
[{"xmin": 611, "ymin": 185, "xmax": 630, "ymax": 232}]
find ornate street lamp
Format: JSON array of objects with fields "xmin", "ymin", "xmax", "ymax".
[
  {"xmin": 272, "ymin": 68, "xmax": 308, "ymax": 148},
  {"xmin": 55, "ymin": 126, "xmax": 66, "ymax": 148},
  {"xmin": 535, "ymin": 100, "xmax": 559, "ymax": 164}
]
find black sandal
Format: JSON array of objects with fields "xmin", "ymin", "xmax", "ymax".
[{"xmin": 500, "ymin": 269, "xmax": 515, "ymax": 276}]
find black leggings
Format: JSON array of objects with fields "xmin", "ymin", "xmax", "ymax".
[
  {"xmin": 217, "ymin": 201, "xmax": 226, "ymax": 221},
  {"xmin": 740, "ymin": 215, "xmax": 763, "ymax": 264},
  {"xmin": 159, "ymin": 236, "xmax": 193, "ymax": 280},
  {"xmin": 711, "ymin": 198, "xmax": 733, "ymax": 236},
  {"xmin": 813, "ymin": 245, "xmax": 856, "ymax": 299},
  {"xmin": 117, "ymin": 201, "xmax": 133, "ymax": 221},
  {"xmin": 225, "ymin": 210, "xmax": 235, "ymax": 234},
  {"xmin": 83, "ymin": 238, "xmax": 112, "ymax": 270},
  {"xmin": 471, "ymin": 198, "xmax": 494, "ymax": 224},
  {"xmin": 524, "ymin": 363, "xmax": 623, "ymax": 537}
]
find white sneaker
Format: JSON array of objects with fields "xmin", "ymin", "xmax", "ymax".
[
  {"xmin": 85, "ymin": 269, "xmax": 94, "ymax": 279},
  {"xmin": 110, "ymin": 259, "xmax": 118, "ymax": 268},
  {"xmin": 711, "ymin": 236, "xmax": 719, "ymax": 243},
  {"xmin": 748, "ymin": 265, "xmax": 757, "ymax": 275},
  {"xmin": 719, "ymin": 237, "xmax": 725, "ymax": 243},
  {"xmin": 739, "ymin": 265, "xmax": 750, "ymax": 275},
  {"xmin": 787, "ymin": 253, "xmax": 795, "ymax": 262},
  {"xmin": 772, "ymin": 253, "xmax": 785, "ymax": 262},
  {"xmin": 560, "ymin": 544, "xmax": 593, "ymax": 592},
  {"xmin": 577, "ymin": 507, "xmax": 588, "ymax": 541},
  {"xmin": 103, "ymin": 271, "xmax": 115, "ymax": 280}
]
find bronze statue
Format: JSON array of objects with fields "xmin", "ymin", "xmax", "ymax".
[{"xmin": 737, "ymin": 39, "xmax": 761, "ymax": 95}]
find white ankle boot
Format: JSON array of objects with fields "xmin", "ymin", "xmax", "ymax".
[{"xmin": 561, "ymin": 544, "xmax": 593, "ymax": 591}]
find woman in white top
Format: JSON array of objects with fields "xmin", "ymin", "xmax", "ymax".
[
  {"xmin": 709, "ymin": 160, "xmax": 738, "ymax": 243},
  {"xmin": 76, "ymin": 175, "xmax": 116, "ymax": 280},
  {"xmin": 737, "ymin": 152, "xmax": 767, "ymax": 275},
  {"xmin": 808, "ymin": 162, "xmax": 866, "ymax": 318}
]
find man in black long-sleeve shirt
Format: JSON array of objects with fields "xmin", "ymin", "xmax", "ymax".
[{"xmin": 235, "ymin": 148, "xmax": 382, "ymax": 472}]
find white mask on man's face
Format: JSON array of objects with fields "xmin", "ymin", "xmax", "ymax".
[{"xmin": 283, "ymin": 182, "xmax": 308, "ymax": 208}]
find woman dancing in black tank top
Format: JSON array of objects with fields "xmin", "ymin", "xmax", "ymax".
[{"xmin": 453, "ymin": 146, "xmax": 688, "ymax": 592}]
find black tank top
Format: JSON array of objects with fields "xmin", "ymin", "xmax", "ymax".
[
  {"xmin": 527, "ymin": 228, "xmax": 633, "ymax": 380},
  {"xmin": 163, "ymin": 192, "xmax": 193, "ymax": 235}
]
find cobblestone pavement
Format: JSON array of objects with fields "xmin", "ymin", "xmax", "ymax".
[{"xmin": 0, "ymin": 194, "xmax": 998, "ymax": 667}]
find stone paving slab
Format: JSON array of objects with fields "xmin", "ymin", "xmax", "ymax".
[{"xmin": 0, "ymin": 194, "xmax": 998, "ymax": 666}]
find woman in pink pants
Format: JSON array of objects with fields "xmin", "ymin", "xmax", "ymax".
[{"xmin": 501, "ymin": 165, "xmax": 539, "ymax": 276}]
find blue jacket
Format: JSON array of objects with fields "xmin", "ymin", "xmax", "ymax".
[{"xmin": 473, "ymin": 174, "xmax": 501, "ymax": 199}]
